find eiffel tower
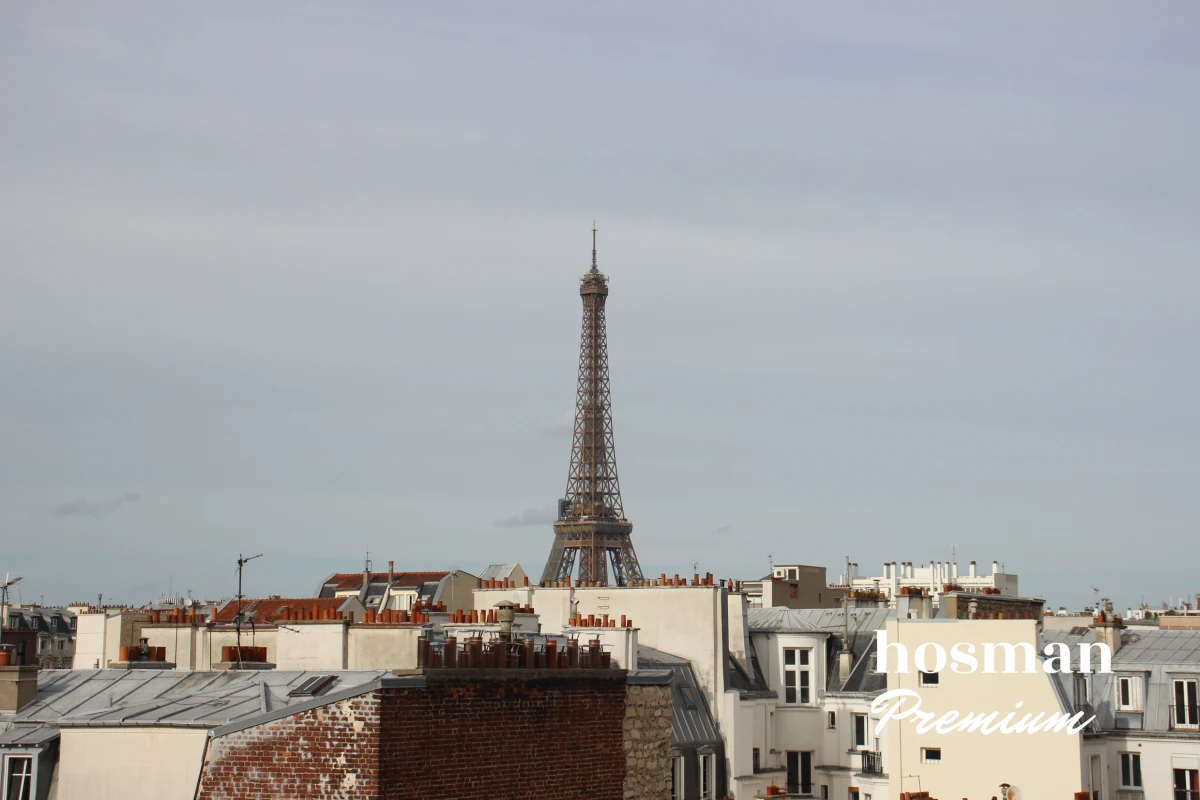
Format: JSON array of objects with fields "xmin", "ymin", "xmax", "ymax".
[{"xmin": 539, "ymin": 230, "xmax": 644, "ymax": 587}]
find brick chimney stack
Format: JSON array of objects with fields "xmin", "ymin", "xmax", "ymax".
[
  {"xmin": 388, "ymin": 560, "xmax": 395, "ymax": 586},
  {"xmin": 1094, "ymin": 609, "xmax": 1125, "ymax": 655},
  {"xmin": 0, "ymin": 664, "xmax": 37, "ymax": 712}
]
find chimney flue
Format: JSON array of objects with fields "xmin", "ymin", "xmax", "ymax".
[{"xmin": 0, "ymin": 662, "xmax": 37, "ymax": 712}]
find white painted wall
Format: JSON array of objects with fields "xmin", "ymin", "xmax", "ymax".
[
  {"xmin": 55, "ymin": 727, "xmax": 208, "ymax": 800},
  {"xmin": 1084, "ymin": 735, "xmax": 1200, "ymax": 800},
  {"xmin": 274, "ymin": 622, "xmax": 347, "ymax": 670},
  {"xmin": 884, "ymin": 618, "xmax": 1082, "ymax": 800},
  {"xmin": 346, "ymin": 625, "xmax": 421, "ymax": 669},
  {"xmin": 71, "ymin": 613, "xmax": 107, "ymax": 669},
  {"xmin": 141, "ymin": 622, "xmax": 436, "ymax": 671},
  {"xmin": 473, "ymin": 585, "xmax": 729, "ymax": 712}
]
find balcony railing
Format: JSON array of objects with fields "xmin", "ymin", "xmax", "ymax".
[{"xmin": 860, "ymin": 750, "xmax": 883, "ymax": 775}]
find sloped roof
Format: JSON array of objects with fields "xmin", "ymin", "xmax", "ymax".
[
  {"xmin": 212, "ymin": 597, "xmax": 354, "ymax": 624},
  {"xmin": 827, "ymin": 631, "xmax": 888, "ymax": 695},
  {"xmin": 638, "ymin": 645, "xmax": 721, "ymax": 748},
  {"xmin": 478, "ymin": 564, "xmax": 519, "ymax": 581},
  {"xmin": 2, "ymin": 669, "xmax": 398, "ymax": 739},
  {"xmin": 748, "ymin": 606, "xmax": 895, "ymax": 634},
  {"xmin": 4, "ymin": 607, "xmax": 75, "ymax": 635},
  {"xmin": 1043, "ymin": 628, "xmax": 1200, "ymax": 734},
  {"xmin": 318, "ymin": 571, "xmax": 449, "ymax": 597}
]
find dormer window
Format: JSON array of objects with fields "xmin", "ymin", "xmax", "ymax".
[
  {"xmin": 1116, "ymin": 675, "xmax": 1143, "ymax": 712},
  {"xmin": 783, "ymin": 647, "xmax": 813, "ymax": 705}
]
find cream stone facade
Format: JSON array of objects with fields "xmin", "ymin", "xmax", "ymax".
[
  {"xmin": 54, "ymin": 727, "xmax": 208, "ymax": 800},
  {"xmin": 883, "ymin": 618, "xmax": 1083, "ymax": 800}
]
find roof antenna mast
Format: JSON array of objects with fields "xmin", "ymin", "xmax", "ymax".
[{"xmin": 235, "ymin": 553, "xmax": 263, "ymax": 668}]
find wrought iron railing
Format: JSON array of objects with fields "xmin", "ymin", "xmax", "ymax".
[{"xmin": 860, "ymin": 750, "xmax": 884, "ymax": 774}]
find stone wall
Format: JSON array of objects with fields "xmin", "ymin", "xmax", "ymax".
[{"xmin": 623, "ymin": 683, "xmax": 673, "ymax": 800}]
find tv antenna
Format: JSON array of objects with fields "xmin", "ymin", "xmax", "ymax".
[
  {"xmin": 234, "ymin": 553, "xmax": 263, "ymax": 668},
  {"xmin": 1, "ymin": 574, "xmax": 22, "ymax": 623}
]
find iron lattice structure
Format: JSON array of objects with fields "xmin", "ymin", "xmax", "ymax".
[{"xmin": 540, "ymin": 231, "xmax": 644, "ymax": 587}]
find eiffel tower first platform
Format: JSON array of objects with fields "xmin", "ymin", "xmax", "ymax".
[{"xmin": 539, "ymin": 230, "xmax": 645, "ymax": 588}]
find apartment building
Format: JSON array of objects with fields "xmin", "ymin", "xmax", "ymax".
[
  {"xmin": 316, "ymin": 563, "xmax": 478, "ymax": 616},
  {"xmin": 2, "ymin": 607, "xmax": 76, "ymax": 669},
  {"xmin": 1046, "ymin": 620, "xmax": 1200, "ymax": 799},
  {"xmin": 839, "ymin": 560, "xmax": 1019, "ymax": 608}
]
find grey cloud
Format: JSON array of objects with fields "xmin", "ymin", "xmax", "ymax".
[
  {"xmin": 495, "ymin": 504, "xmax": 558, "ymax": 528},
  {"xmin": 2, "ymin": 2, "xmax": 1198, "ymax": 610},
  {"xmin": 53, "ymin": 493, "xmax": 141, "ymax": 520}
]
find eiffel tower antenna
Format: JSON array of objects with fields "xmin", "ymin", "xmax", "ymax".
[{"xmin": 540, "ymin": 228, "xmax": 644, "ymax": 587}]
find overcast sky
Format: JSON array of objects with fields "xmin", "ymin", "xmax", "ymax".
[{"xmin": 2, "ymin": 2, "xmax": 1196, "ymax": 611}]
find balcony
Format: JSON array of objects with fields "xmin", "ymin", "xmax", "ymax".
[{"xmin": 859, "ymin": 750, "xmax": 884, "ymax": 775}]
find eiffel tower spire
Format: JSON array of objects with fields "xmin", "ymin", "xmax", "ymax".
[{"xmin": 539, "ymin": 230, "xmax": 644, "ymax": 587}]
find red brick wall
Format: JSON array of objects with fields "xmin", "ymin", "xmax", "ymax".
[
  {"xmin": 379, "ymin": 671, "xmax": 629, "ymax": 800},
  {"xmin": 196, "ymin": 670, "xmax": 642, "ymax": 800},
  {"xmin": 197, "ymin": 693, "xmax": 381, "ymax": 800}
]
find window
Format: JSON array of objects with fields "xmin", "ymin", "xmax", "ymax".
[
  {"xmin": 787, "ymin": 751, "xmax": 812, "ymax": 795},
  {"xmin": 827, "ymin": 710, "xmax": 837, "ymax": 728},
  {"xmin": 1176, "ymin": 768, "xmax": 1199, "ymax": 800},
  {"xmin": 1173, "ymin": 679, "xmax": 1199, "ymax": 729},
  {"xmin": 58, "ymin": 641, "xmax": 64, "ymax": 652},
  {"xmin": 1119, "ymin": 752, "xmax": 1142, "ymax": 789},
  {"xmin": 921, "ymin": 747, "xmax": 942, "ymax": 764},
  {"xmin": 853, "ymin": 713, "xmax": 868, "ymax": 749},
  {"xmin": 820, "ymin": 786, "xmax": 828, "ymax": 800},
  {"xmin": 49, "ymin": 619, "xmax": 57, "ymax": 633},
  {"xmin": 1073, "ymin": 673, "xmax": 1090, "ymax": 708},
  {"xmin": 670, "ymin": 757, "xmax": 683, "ymax": 800},
  {"xmin": 701, "ymin": 753, "xmax": 713, "ymax": 799},
  {"xmin": 920, "ymin": 670, "xmax": 939, "ymax": 687},
  {"xmin": 752, "ymin": 748, "xmax": 760, "ymax": 773},
  {"xmin": 1116, "ymin": 675, "xmax": 1143, "ymax": 711},
  {"xmin": 678, "ymin": 686, "xmax": 698, "ymax": 710},
  {"xmin": 4, "ymin": 755, "xmax": 33, "ymax": 800},
  {"xmin": 288, "ymin": 675, "xmax": 337, "ymax": 697},
  {"xmin": 783, "ymin": 647, "xmax": 813, "ymax": 704},
  {"xmin": 70, "ymin": 617, "xmax": 76, "ymax": 631}
]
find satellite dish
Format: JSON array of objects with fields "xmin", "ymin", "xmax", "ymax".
[{"xmin": 1002, "ymin": 786, "xmax": 1022, "ymax": 800}]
